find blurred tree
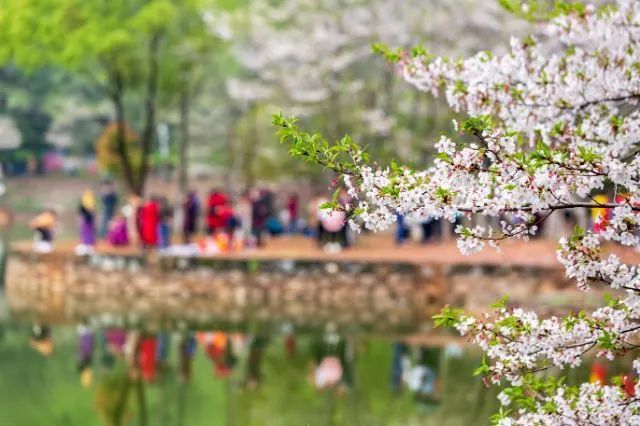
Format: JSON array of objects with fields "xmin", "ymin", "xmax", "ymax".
[
  {"xmin": 157, "ymin": 1, "xmax": 228, "ymax": 192},
  {"xmin": 0, "ymin": 67, "xmax": 55, "ymax": 172},
  {"xmin": 95, "ymin": 121, "xmax": 141, "ymax": 177},
  {"xmin": 218, "ymin": 0, "xmax": 527, "ymax": 188},
  {"xmin": 0, "ymin": 0, "xmax": 224, "ymax": 194}
]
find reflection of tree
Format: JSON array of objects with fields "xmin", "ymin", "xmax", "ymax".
[
  {"xmin": 134, "ymin": 375, "xmax": 148, "ymax": 426},
  {"xmin": 94, "ymin": 364, "xmax": 132, "ymax": 426},
  {"xmin": 93, "ymin": 340, "xmax": 150, "ymax": 426}
]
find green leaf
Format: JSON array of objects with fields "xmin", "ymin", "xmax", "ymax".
[
  {"xmin": 432, "ymin": 305, "xmax": 464, "ymax": 328},
  {"xmin": 372, "ymin": 42, "xmax": 401, "ymax": 62},
  {"xmin": 490, "ymin": 295, "xmax": 509, "ymax": 310}
]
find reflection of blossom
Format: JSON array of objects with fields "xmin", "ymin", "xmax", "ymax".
[{"xmin": 314, "ymin": 356, "xmax": 343, "ymax": 388}]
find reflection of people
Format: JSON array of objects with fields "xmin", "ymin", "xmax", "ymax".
[
  {"xmin": 77, "ymin": 325, "xmax": 95, "ymax": 388},
  {"xmin": 404, "ymin": 346, "xmax": 441, "ymax": 405},
  {"xmin": 246, "ymin": 335, "xmax": 268, "ymax": 389},
  {"xmin": 30, "ymin": 209, "xmax": 57, "ymax": 253},
  {"xmin": 315, "ymin": 357, "xmax": 343, "ymax": 389},
  {"xmin": 179, "ymin": 334, "xmax": 197, "ymax": 383},
  {"xmin": 310, "ymin": 328, "xmax": 352, "ymax": 389},
  {"xmin": 104, "ymin": 328, "xmax": 127, "ymax": 356},
  {"xmin": 156, "ymin": 332, "xmax": 171, "ymax": 375},
  {"xmin": 391, "ymin": 342, "xmax": 409, "ymax": 392},
  {"xmin": 203, "ymin": 332, "xmax": 236, "ymax": 378},
  {"xmin": 138, "ymin": 335, "xmax": 157, "ymax": 382},
  {"xmin": 29, "ymin": 324, "xmax": 54, "ymax": 356}
]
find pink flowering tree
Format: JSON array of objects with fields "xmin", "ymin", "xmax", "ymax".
[{"xmin": 276, "ymin": 0, "xmax": 640, "ymax": 423}]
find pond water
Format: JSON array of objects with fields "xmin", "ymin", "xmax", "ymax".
[
  {"xmin": 0, "ymin": 245, "xmax": 616, "ymax": 426},
  {"xmin": 0, "ymin": 322, "xmax": 500, "ymax": 426}
]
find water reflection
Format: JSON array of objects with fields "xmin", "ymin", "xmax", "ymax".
[{"xmin": 2, "ymin": 320, "xmax": 493, "ymax": 426}]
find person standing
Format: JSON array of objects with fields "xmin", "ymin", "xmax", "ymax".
[
  {"xmin": 250, "ymin": 189, "xmax": 269, "ymax": 247},
  {"xmin": 310, "ymin": 194, "xmax": 329, "ymax": 248},
  {"xmin": 140, "ymin": 197, "xmax": 160, "ymax": 248},
  {"xmin": 78, "ymin": 189, "xmax": 97, "ymax": 252},
  {"xmin": 157, "ymin": 197, "xmax": 173, "ymax": 249},
  {"xmin": 235, "ymin": 191, "xmax": 253, "ymax": 246},
  {"xmin": 395, "ymin": 214, "xmax": 409, "ymax": 245},
  {"xmin": 182, "ymin": 191, "xmax": 200, "ymax": 243},
  {"xmin": 286, "ymin": 194, "xmax": 299, "ymax": 233},
  {"xmin": 99, "ymin": 180, "xmax": 118, "ymax": 238},
  {"xmin": 206, "ymin": 189, "xmax": 228, "ymax": 235},
  {"xmin": 320, "ymin": 209, "xmax": 346, "ymax": 252}
]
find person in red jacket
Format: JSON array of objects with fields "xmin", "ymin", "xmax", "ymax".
[
  {"xmin": 140, "ymin": 197, "xmax": 160, "ymax": 248},
  {"xmin": 206, "ymin": 190, "xmax": 230, "ymax": 235}
]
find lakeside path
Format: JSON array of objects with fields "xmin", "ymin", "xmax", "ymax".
[{"xmin": 10, "ymin": 234, "xmax": 640, "ymax": 269}]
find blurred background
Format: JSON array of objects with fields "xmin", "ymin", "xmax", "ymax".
[
  {"xmin": 0, "ymin": 0, "xmax": 523, "ymax": 232},
  {"xmin": 0, "ymin": 1, "xmax": 621, "ymax": 425}
]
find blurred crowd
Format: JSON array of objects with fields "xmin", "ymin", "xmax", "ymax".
[
  {"xmin": 29, "ymin": 180, "xmax": 359, "ymax": 255},
  {"xmin": 27, "ymin": 179, "xmax": 618, "ymax": 255}
]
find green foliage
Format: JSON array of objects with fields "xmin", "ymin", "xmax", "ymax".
[
  {"xmin": 490, "ymin": 295, "xmax": 509, "ymax": 310},
  {"xmin": 433, "ymin": 305, "xmax": 464, "ymax": 328},
  {"xmin": 371, "ymin": 43, "xmax": 402, "ymax": 62},
  {"xmin": 273, "ymin": 113, "xmax": 368, "ymax": 176},
  {"xmin": 490, "ymin": 407, "xmax": 512, "ymax": 425},
  {"xmin": 473, "ymin": 355, "xmax": 491, "ymax": 377},
  {"xmin": 499, "ymin": 0, "xmax": 589, "ymax": 22},
  {"xmin": 459, "ymin": 115, "xmax": 494, "ymax": 135},
  {"xmin": 0, "ymin": 0, "xmax": 223, "ymax": 193}
]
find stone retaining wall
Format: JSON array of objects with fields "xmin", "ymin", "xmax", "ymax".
[{"xmin": 5, "ymin": 251, "xmax": 605, "ymax": 333}]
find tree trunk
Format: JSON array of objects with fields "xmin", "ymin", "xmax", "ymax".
[
  {"xmin": 110, "ymin": 72, "xmax": 138, "ymax": 195},
  {"xmin": 136, "ymin": 32, "xmax": 162, "ymax": 196},
  {"xmin": 178, "ymin": 78, "xmax": 190, "ymax": 193},
  {"xmin": 246, "ymin": 105, "xmax": 258, "ymax": 187},
  {"xmin": 225, "ymin": 108, "xmax": 240, "ymax": 195}
]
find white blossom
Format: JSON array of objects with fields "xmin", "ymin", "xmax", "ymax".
[{"xmin": 340, "ymin": 1, "xmax": 640, "ymax": 423}]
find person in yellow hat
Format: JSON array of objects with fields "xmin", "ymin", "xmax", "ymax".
[{"xmin": 30, "ymin": 209, "xmax": 57, "ymax": 252}]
